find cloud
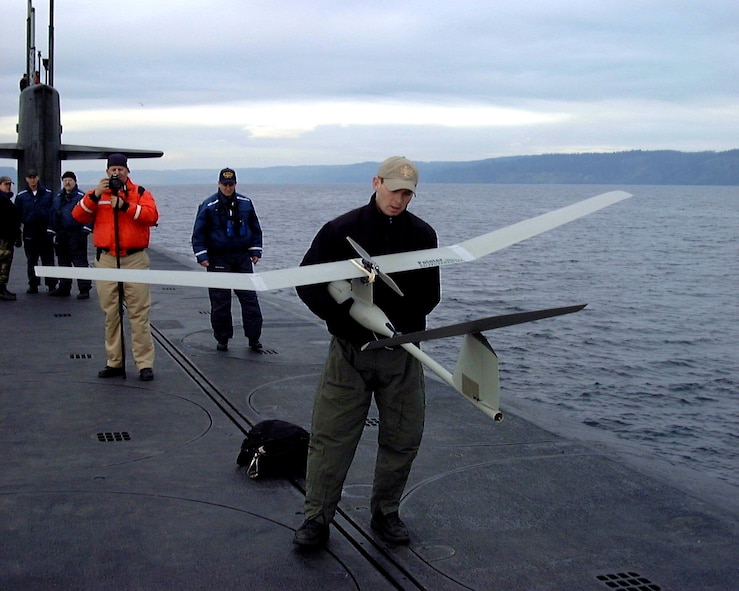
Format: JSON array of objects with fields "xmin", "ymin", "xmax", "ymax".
[
  {"xmin": 1, "ymin": 0, "xmax": 737, "ymax": 170},
  {"xmin": 58, "ymin": 99, "xmax": 570, "ymax": 136}
]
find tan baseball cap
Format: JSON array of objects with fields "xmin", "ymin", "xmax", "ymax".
[{"xmin": 377, "ymin": 156, "xmax": 418, "ymax": 192}]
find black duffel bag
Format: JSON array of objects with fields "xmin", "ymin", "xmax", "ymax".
[{"xmin": 236, "ymin": 420, "xmax": 310, "ymax": 479}]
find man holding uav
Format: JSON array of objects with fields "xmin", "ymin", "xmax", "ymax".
[
  {"xmin": 72, "ymin": 154, "xmax": 159, "ymax": 381},
  {"xmin": 294, "ymin": 156, "xmax": 440, "ymax": 548}
]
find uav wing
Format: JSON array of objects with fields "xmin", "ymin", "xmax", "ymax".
[
  {"xmin": 368, "ymin": 190, "xmax": 632, "ymax": 272},
  {"xmin": 35, "ymin": 259, "xmax": 367, "ymax": 291},
  {"xmin": 36, "ymin": 190, "xmax": 632, "ymax": 289}
]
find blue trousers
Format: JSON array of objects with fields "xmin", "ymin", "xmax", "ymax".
[
  {"xmin": 207, "ymin": 252, "xmax": 262, "ymax": 343},
  {"xmin": 54, "ymin": 232, "xmax": 92, "ymax": 293},
  {"xmin": 23, "ymin": 229, "xmax": 56, "ymax": 288}
]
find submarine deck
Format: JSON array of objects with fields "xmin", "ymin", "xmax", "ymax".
[{"xmin": 1, "ymin": 246, "xmax": 737, "ymax": 590}]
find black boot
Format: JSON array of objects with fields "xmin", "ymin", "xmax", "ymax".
[
  {"xmin": 49, "ymin": 287, "xmax": 71, "ymax": 297},
  {"xmin": 370, "ymin": 511, "xmax": 410, "ymax": 545},
  {"xmin": 293, "ymin": 516, "xmax": 330, "ymax": 548},
  {"xmin": 0, "ymin": 284, "xmax": 16, "ymax": 301}
]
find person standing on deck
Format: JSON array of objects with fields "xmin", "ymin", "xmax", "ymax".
[
  {"xmin": 191, "ymin": 168, "xmax": 264, "ymax": 352},
  {"xmin": 48, "ymin": 171, "xmax": 93, "ymax": 299},
  {"xmin": 73, "ymin": 154, "xmax": 159, "ymax": 382},
  {"xmin": 293, "ymin": 157, "xmax": 441, "ymax": 549},
  {"xmin": 14, "ymin": 169, "xmax": 57, "ymax": 294},
  {"xmin": 0, "ymin": 176, "xmax": 21, "ymax": 301}
]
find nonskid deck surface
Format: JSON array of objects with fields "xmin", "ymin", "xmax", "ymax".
[{"xmin": 1, "ymin": 247, "xmax": 737, "ymax": 590}]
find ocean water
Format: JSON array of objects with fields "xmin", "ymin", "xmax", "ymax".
[{"xmin": 149, "ymin": 183, "xmax": 738, "ymax": 487}]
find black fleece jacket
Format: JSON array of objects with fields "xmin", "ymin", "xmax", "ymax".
[{"xmin": 296, "ymin": 194, "xmax": 440, "ymax": 345}]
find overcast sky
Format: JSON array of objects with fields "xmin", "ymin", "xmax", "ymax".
[{"xmin": 1, "ymin": 0, "xmax": 737, "ymax": 171}]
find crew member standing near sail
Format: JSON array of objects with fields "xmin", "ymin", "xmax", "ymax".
[
  {"xmin": 14, "ymin": 169, "xmax": 57, "ymax": 294},
  {"xmin": 72, "ymin": 154, "xmax": 159, "ymax": 381},
  {"xmin": 191, "ymin": 168, "xmax": 264, "ymax": 352},
  {"xmin": 0, "ymin": 176, "xmax": 21, "ymax": 301},
  {"xmin": 293, "ymin": 156, "xmax": 440, "ymax": 548},
  {"xmin": 48, "ymin": 171, "xmax": 93, "ymax": 299}
]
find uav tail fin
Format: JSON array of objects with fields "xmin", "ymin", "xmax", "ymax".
[
  {"xmin": 452, "ymin": 333, "xmax": 503, "ymax": 422},
  {"xmin": 363, "ymin": 304, "xmax": 587, "ymax": 422}
]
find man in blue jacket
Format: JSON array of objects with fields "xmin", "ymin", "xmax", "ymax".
[
  {"xmin": 191, "ymin": 168, "xmax": 264, "ymax": 351},
  {"xmin": 14, "ymin": 168, "xmax": 57, "ymax": 294},
  {"xmin": 47, "ymin": 171, "xmax": 93, "ymax": 298}
]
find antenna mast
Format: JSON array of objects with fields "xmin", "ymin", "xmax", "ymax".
[
  {"xmin": 48, "ymin": 0, "xmax": 54, "ymax": 86},
  {"xmin": 26, "ymin": 0, "xmax": 35, "ymax": 81}
]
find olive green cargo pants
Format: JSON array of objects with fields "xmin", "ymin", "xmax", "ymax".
[{"xmin": 303, "ymin": 336, "xmax": 426, "ymax": 523}]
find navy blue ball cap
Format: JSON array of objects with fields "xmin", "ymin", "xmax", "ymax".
[{"xmin": 219, "ymin": 168, "xmax": 237, "ymax": 184}]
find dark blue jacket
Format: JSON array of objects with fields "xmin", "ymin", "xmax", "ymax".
[
  {"xmin": 48, "ymin": 186, "xmax": 92, "ymax": 237},
  {"xmin": 191, "ymin": 191, "xmax": 263, "ymax": 264},
  {"xmin": 15, "ymin": 184, "xmax": 53, "ymax": 234}
]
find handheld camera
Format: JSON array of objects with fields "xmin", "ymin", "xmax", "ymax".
[{"xmin": 109, "ymin": 173, "xmax": 124, "ymax": 195}]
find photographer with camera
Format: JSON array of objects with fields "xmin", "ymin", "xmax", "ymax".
[{"xmin": 73, "ymin": 153, "xmax": 160, "ymax": 381}]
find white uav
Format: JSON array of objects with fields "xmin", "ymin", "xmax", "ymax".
[{"xmin": 38, "ymin": 190, "xmax": 633, "ymax": 422}]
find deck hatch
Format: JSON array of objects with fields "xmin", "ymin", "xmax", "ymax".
[
  {"xmin": 254, "ymin": 348, "xmax": 278, "ymax": 355},
  {"xmin": 596, "ymin": 572, "xmax": 661, "ymax": 590},
  {"xmin": 97, "ymin": 432, "xmax": 131, "ymax": 442}
]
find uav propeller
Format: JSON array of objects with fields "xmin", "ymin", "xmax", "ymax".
[{"xmin": 346, "ymin": 236, "xmax": 404, "ymax": 296}]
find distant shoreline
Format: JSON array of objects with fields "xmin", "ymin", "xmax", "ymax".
[{"xmin": 3, "ymin": 149, "xmax": 738, "ymax": 186}]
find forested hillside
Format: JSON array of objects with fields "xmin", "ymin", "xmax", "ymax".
[{"xmin": 3, "ymin": 150, "xmax": 737, "ymax": 186}]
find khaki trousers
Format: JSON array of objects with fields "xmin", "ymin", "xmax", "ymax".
[
  {"xmin": 304, "ymin": 337, "xmax": 426, "ymax": 523},
  {"xmin": 96, "ymin": 250, "xmax": 155, "ymax": 370}
]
